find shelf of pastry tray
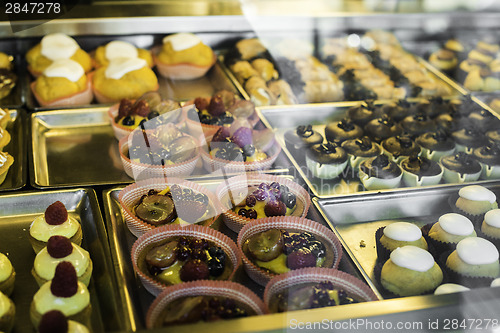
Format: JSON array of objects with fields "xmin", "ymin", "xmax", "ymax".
[{"xmin": 255, "ymin": 96, "xmax": 500, "ymax": 199}]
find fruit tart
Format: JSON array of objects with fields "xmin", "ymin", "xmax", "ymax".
[
  {"xmin": 131, "ymin": 225, "xmax": 241, "ymax": 295},
  {"xmin": 0, "ymin": 52, "xmax": 17, "ymax": 100},
  {"xmin": 119, "ymin": 178, "xmax": 219, "ymax": 237},
  {"xmin": 238, "ymin": 217, "xmax": 342, "ymax": 286}
]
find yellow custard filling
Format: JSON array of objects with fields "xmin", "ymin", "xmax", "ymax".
[
  {"xmin": 34, "ymin": 244, "xmax": 90, "ymax": 280},
  {"xmin": 34, "ymin": 281, "xmax": 89, "ymax": 316},
  {"xmin": 158, "ymin": 42, "xmax": 213, "ymax": 66},
  {"xmin": 0, "ymin": 253, "xmax": 12, "ymax": 282},
  {"xmin": 0, "ymin": 291, "xmax": 10, "ymax": 317},
  {"xmin": 30, "ymin": 215, "xmax": 80, "ymax": 242}
]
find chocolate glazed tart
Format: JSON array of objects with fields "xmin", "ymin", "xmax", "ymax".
[
  {"xmin": 473, "ymin": 143, "xmax": 500, "ymax": 179},
  {"xmin": 324, "ymin": 119, "xmax": 363, "ymax": 144},
  {"xmin": 416, "ymin": 130, "xmax": 456, "ymax": 162},
  {"xmin": 305, "ymin": 143, "xmax": 348, "ymax": 179},
  {"xmin": 284, "ymin": 124, "xmax": 323, "ymax": 151},
  {"xmin": 359, "ymin": 154, "xmax": 402, "ymax": 190},
  {"xmin": 341, "ymin": 137, "xmax": 381, "ymax": 170},
  {"xmin": 440, "ymin": 152, "xmax": 482, "ymax": 183},
  {"xmin": 401, "ymin": 156, "xmax": 443, "ymax": 186}
]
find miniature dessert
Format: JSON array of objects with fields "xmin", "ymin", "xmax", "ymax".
[
  {"xmin": 324, "ymin": 119, "xmax": 363, "ymax": 144},
  {"xmin": 381, "ymin": 246, "xmax": 443, "ymax": 296},
  {"xmin": 377, "ymin": 222, "xmax": 427, "ymax": 261},
  {"xmin": 433, "ymin": 283, "xmax": 469, "ymax": 295},
  {"xmin": 400, "ymin": 155, "xmax": 443, "ymax": 187},
  {"xmin": 452, "ymin": 127, "xmax": 488, "ymax": 153},
  {"xmin": 0, "ymin": 52, "xmax": 16, "ymax": 100},
  {"xmin": 481, "ymin": 209, "xmax": 500, "ymax": 240},
  {"xmin": 186, "ymin": 90, "xmax": 243, "ymax": 128},
  {"xmin": 454, "ymin": 185, "xmax": 497, "ymax": 220},
  {"xmin": 0, "ymin": 108, "xmax": 10, "ymax": 129},
  {"xmin": 94, "ymin": 40, "xmax": 153, "ymax": 68},
  {"xmin": 429, "ymin": 49, "xmax": 458, "ymax": 73},
  {"xmin": 359, "ymin": 154, "xmax": 402, "ymax": 190},
  {"xmin": 376, "ymin": 100, "xmax": 411, "ymax": 122},
  {"xmin": 415, "ymin": 130, "xmax": 455, "ymax": 162},
  {"xmin": 305, "ymin": 143, "xmax": 348, "ymax": 179},
  {"xmin": 0, "ymin": 291, "xmax": 14, "ymax": 333},
  {"xmin": 0, "ymin": 126, "xmax": 11, "ymax": 151},
  {"xmin": 0, "ymin": 151, "xmax": 13, "ymax": 185},
  {"xmin": 33, "ymin": 236, "xmax": 92, "ymax": 287},
  {"xmin": 341, "ymin": 137, "xmax": 381, "ymax": 170},
  {"xmin": 473, "ymin": 142, "xmax": 500, "ymax": 179},
  {"xmin": 347, "ymin": 103, "xmax": 376, "ymax": 127},
  {"xmin": 426, "ymin": 213, "xmax": 476, "ymax": 252},
  {"xmin": 0, "ymin": 253, "xmax": 14, "ymax": 297},
  {"xmin": 208, "ymin": 126, "xmax": 268, "ymax": 164},
  {"xmin": 400, "ymin": 113, "xmax": 437, "ymax": 138},
  {"xmin": 381, "ymin": 135, "xmax": 421, "ymax": 164},
  {"xmin": 364, "ymin": 115, "xmax": 402, "ymax": 143},
  {"xmin": 440, "ymin": 152, "xmax": 482, "ymax": 183},
  {"xmin": 468, "ymin": 109, "xmax": 500, "ymax": 132},
  {"xmin": 155, "ymin": 33, "xmax": 215, "ymax": 79},
  {"xmin": 29, "ymin": 201, "xmax": 83, "ymax": 254},
  {"xmin": 38, "ymin": 310, "xmax": 90, "ymax": 333},
  {"xmin": 284, "ymin": 124, "xmax": 323, "ymax": 154}
]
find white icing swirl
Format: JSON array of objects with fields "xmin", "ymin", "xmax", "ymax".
[
  {"xmin": 491, "ymin": 278, "xmax": 500, "ymax": 287},
  {"xmin": 383, "ymin": 222, "xmax": 422, "ymax": 242},
  {"xmin": 434, "ymin": 283, "xmax": 470, "ymax": 295},
  {"xmin": 34, "ymin": 243, "xmax": 89, "ymax": 280},
  {"xmin": 43, "ymin": 59, "xmax": 84, "ymax": 82},
  {"xmin": 105, "ymin": 41, "xmax": 138, "ymax": 60},
  {"xmin": 104, "ymin": 57, "xmax": 147, "ymax": 79},
  {"xmin": 33, "ymin": 280, "xmax": 89, "ymax": 316},
  {"xmin": 0, "ymin": 291, "xmax": 10, "ymax": 317},
  {"xmin": 162, "ymin": 33, "xmax": 201, "ymax": 51},
  {"xmin": 0, "ymin": 253, "xmax": 13, "ymax": 282},
  {"xmin": 485, "ymin": 209, "xmax": 500, "ymax": 228},
  {"xmin": 456, "ymin": 237, "xmax": 499, "ymax": 265},
  {"xmin": 40, "ymin": 33, "xmax": 79, "ymax": 61},
  {"xmin": 438, "ymin": 213, "xmax": 474, "ymax": 236},
  {"xmin": 0, "ymin": 152, "xmax": 7, "ymax": 168},
  {"xmin": 68, "ymin": 320, "xmax": 90, "ymax": 333},
  {"xmin": 390, "ymin": 245, "xmax": 435, "ymax": 272},
  {"xmin": 30, "ymin": 214, "xmax": 80, "ymax": 242},
  {"xmin": 459, "ymin": 185, "xmax": 496, "ymax": 203}
]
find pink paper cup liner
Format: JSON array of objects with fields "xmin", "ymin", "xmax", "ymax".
[
  {"xmin": 237, "ymin": 217, "xmax": 343, "ymax": 286},
  {"xmin": 93, "ymin": 77, "xmax": 159, "ymax": 104},
  {"xmin": 153, "ymin": 49, "xmax": 216, "ymax": 80},
  {"xmin": 131, "ymin": 224, "xmax": 242, "ymax": 296},
  {"xmin": 216, "ymin": 174, "xmax": 310, "ymax": 233},
  {"xmin": 118, "ymin": 134, "xmax": 199, "ymax": 181},
  {"xmin": 31, "ymin": 76, "xmax": 94, "ymax": 107},
  {"xmin": 119, "ymin": 177, "xmax": 220, "ymax": 237},
  {"xmin": 263, "ymin": 267, "xmax": 378, "ymax": 313},
  {"xmin": 146, "ymin": 280, "xmax": 266, "ymax": 329}
]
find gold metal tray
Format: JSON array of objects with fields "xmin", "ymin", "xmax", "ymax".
[
  {"xmin": 0, "ymin": 188, "xmax": 125, "ymax": 332},
  {"xmin": 0, "ymin": 108, "xmax": 26, "ymax": 192},
  {"xmin": 102, "ymin": 176, "xmax": 370, "ymax": 332}
]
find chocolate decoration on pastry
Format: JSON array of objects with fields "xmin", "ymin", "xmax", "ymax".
[
  {"xmin": 401, "ymin": 113, "xmax": 437, "ymax": 137},
  {"xmin": 468, "ymin": 110, "xmax": 500, "ymax": 132},
  {"xmin": 341, "ymin": 136, "xmax": 381, "ymax": 157},
  {"xmin": 401, "ymin": 156, "xmax": 442, "ymax": 178},
  {"xmin": 451, "ymin": 127, "xmax": 488, "ymax": 149},
  {"xmin": 473, "ymin": 142, "xmax": 500, "ymax": 166},
  {"xmin": 284, "ymin": 125, "xmax": 323, "ymax": 149},
  {"xmin": 324, "ymin": 118, "xmax": 363, "ymax": 143},
  {"xmin": 440, "ymin": 152, "xmax": 482, "ymax": 175},
  {"xmin": 359, "ymin": 154, "xmax": 401, "ymax": 179},
  {"xmin": 435, "ymin": 109, "xmax": 468, "ymax": 134},
  {"xmin": 347, "ymin": 102, "xmax": 376, "ymax": 127},
  {"xmin": 306, "ymin": 142, "xmax": 347, "ymax": 165},
  {"xmin": 487, "ymin": 129, "xmax": 500, "ymax": 145},
  {"xmin": 364, "ymin": 115, "xmax": 402, "ymax": 143},
  {"xmin": 382, "ymin": 135, "xmax": 421, "ymax": 159},
  {"xmin": 416, "ymin": 130, "xmax": 455, "ymax": 152},
  {"xmin": 376, "ymin": 100, "xmax": 411, "ymax": 122}
]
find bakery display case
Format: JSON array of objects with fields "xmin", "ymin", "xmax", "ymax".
[{"xmin": 1, "ymin": 1, "xmax": 500, "ymax": 332}]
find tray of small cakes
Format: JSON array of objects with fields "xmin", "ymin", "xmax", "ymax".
[
  {"xmin": 314, "ymin": 183, "xmax": 500, "ymax": 300},
  {"xmin": 0, "ymin": 188, "xmax": 125, "ymax": 332},
  {"xmin": 258, "ymin": 95, "xmax": 500, "ymax": 199},
  {"xmin": 0, "ymin": 108, "xmax": 26, "ymax": 192},
  {"xmin": 101, "ymin": 175, "xmax": 380, "ymax": 332}
]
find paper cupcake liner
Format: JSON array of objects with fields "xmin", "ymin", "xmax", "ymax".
[
  {"xmin": 153, "ymin": 50, "xmax": 216, "ymax": 80},
  {"xmin": 131, "ymin": 224, "xmax": 242, "ymax": 296},
  {"xmin": 439, "ymin": 251, "xmax": 495, "ymax": 288},
  {"xmin": 31, "ymin": 77, "xmax": 94, "ymax": 107},
  {"xmin": 375, "ymin": 227, "xmax": 392, "ymax": 263},
  {"xmin": 146, "ymin": 280, "xmax": 266, "ymax": 329},
  {"xmin": 216, "ymin": 174, "xmax": 311, "ymax": 233},
  {"xmin": 263, "ymin": 267, "xmax": 378, "ymax": 313},
  {"xmin": 441, "ymin": 166, "xmax": 482, "ymax": 184},
  {"xmin": 119, "ymin": 178, "xmax": 220, "ymax": 237},
  {"xmin": 421, "ymin": 223, "xmax": 458, "ymax": 258},
  {"xmin": 118, "ymin": 135, "xmax": 199, "ymax": 181},
  {"xmin": 237, "ymin": 217, "xmax": 343, "ymax": 286}
]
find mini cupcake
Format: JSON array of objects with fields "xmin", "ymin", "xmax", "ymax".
[
  {"xmin": 29, "ymin": 201, "xmax": 83, "ymax": 254},
  {"xmin": 305, "ymin": 143, "xmax": 348, "ymax": 179},
  {"xmin": 0, "ymin": 291, "xmax": 14, "ymax": 333},
  {"xmin": 445, "ymin": 237, "xmax": 499, "ymax": 287},
  {"xmin": 0, "ymin": 108, "xmax": 10, "ymax": 129},
  {"xmin": 453, "ymin": 185, "xmax": 497, "ymax": 224},
  {"xmin": 381, "ymin": 135, "xmax": 421, "ymax": 164},
  {"xmin": 400, "ymin": 113, "xmax": 437, "ymax": 138},
  {"xmin": 376, "ymin": 100, "xmax": 411, "ymax": 122},
  {"xmin": 415, "ymin": 130, "xmax": 455, "ymax": 162},
  {"xmin": 376, "ymin": 222, "xmax": 427, "ymax": 262},
  {"xmin": 0, "ymin": 253, "xmax": 14, "ymax": 297},
  {"xmin": 440, "ymin": 152, "xmax": 482, "ymax": 183},
  {"xmin": 30, "ymin": 262, "xmax": 92, "ymax": 328},
  {"xmin": 468, "ymin": 109, "xmax": 500, "ymax": 132},
  {"xmin": 38, "ymin": 310, "xmax": 90, "ymax": 333},
  {"xmin": 32, "ymin": 236, "xmax": 92, "ymax": 287},
  {"xmin": 480, "ymin": 209, "xmax": 500, "ymax": 245},
  {"xmin": 435, "ymin": 109, "xmax": 468, "ymax": 134},
  {"xmin": 364, "ymin": 115, "xmax": 402, "ymax": 143},
  {"xmin": 146, "ymin": 281, "xmax": 265, "ymax": 328},
  {"xmin": 380, "ymin": 246, "xmax": 443, "ymax": 297},
  {"xmin": 473, "ymin": 142, "xmax": 500, "ymax": 180},
  {"xmin": 452, "ymin": 127, "xmax": 488, "ymax": 154},
  {"xmin": 0, "ymin": 126, "xmax": 11, "ymax": 151},
  {"xmin": 346, "ymin": 102, "xmax": 376, "ymax": 127},
  {"xmin": 400, "ymin": 155, "xmax": 443, "ymax": 187},
  {"xmin": 94, "ymin": 40, "xmax": 153, "ymax": 68},
  {"xmin": 284, "ymin": 124, "xmax": 323, "ymax": 158},
  {"xmin": 359, "ymin": 154, "xmax": 402, "ymax": 190},
  {"xmin": 0, "ymin": 152, "xmax": 13, "ymax": 185},
  {"xmin": 0, "ymin": 52, "xmax": 17, "ymax": 100},
  {"xmin": 423, "ymin": 213, "xmax": 476, "ymax": 255},
  {"xmin": 324, "ymin": 119, "xmax": 363, "ymax": 144},
  {"xmin": 486, "ymin": 129, "xmax": 500, "ymax": 145},
  {"xmin": 155, "ymin": 33, "xmax": 215, "ymax": 80},
  {"xmin": 434, "ymin": 283, "xmax": 470, "ymax": 295},
  {"xmin": 429, "ymin": 49, "xmax": 458, "ymax": 73},
  {"xmin": 31, "ymin": 59, "xmax": 93, "ymax": 107},
  {"xmin": 341, "ymin": 137, "xmax": 381, "ymax": 170}
]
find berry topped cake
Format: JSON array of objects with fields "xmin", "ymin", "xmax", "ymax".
[{"xmin": 209, "ymin": 126, "xmax": 267, "ymax": 163}]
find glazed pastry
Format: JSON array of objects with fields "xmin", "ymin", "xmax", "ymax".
[
  {"xmin": 305, "ymin": 143, "xmax": 348, "ymax": 179},
  {"xmin": 454, "ymin": 185, "xmax": 497, "ymax": 218},
  {"xmin": 434, "ymin": 283, "xmax": 470, "ymax": 295},
  {"xmin": 94, "ymin": 40, "xmax": 153, "ymax": 68},
  {"xmin": 0, "ymin": 291, "xmax": 14, "ymax": 333},
  {"xmin": 481, "ymin": 209, "xmax": 500, "ymax": 240},
  {"xmin": 30, "ymin": 262, "xmax": 91, "ymax": 328},
  {"xmin": 156, "ymin": 33, "xmax": 215, "ymax": 79},
  {"xmin": 400, "ymin": 113, "xmax": 437, "ymax": 137},
  {"xmin": 381, "ymin": 135, "xmax": 421, "ymax": 164},
  {"xmin": 0, "ymin": 151, "xmax": 14, "ymax": 186},
  {"xmin": 415, "ymin": 130, "xmax": 455, "ymax": 162},
  {"xmin": 400, "ymin": 156, "xmax": 443, "ymax": 187},
  {"xmin": 0, "ymin": 52, "xmax": 17, "ymax": 100},
  {"xmin": 0, "ymin": 108, "xmax": 10, "ymax": 129},
  {"xmin": 473, "ymin": 142, "xmax": 500, "ymax": 179},
  {"xmin": 358, "ymin": 154, "xmax": 402, "ymax": 190},
  {"xmin": 232, "ymin": 38, "xmax": 268, "ymax": 61},
  {"xmin": 38, "ymin": 310, "xmax": 90, "ymax": 333},
  {"xmin": 186, "ymin": 90, "xmax": 241, "ymax": 127},
  {"xmin": 209, "ymin": 126, "xmax": 267, "ymax": 163},
  {"xmin": 284, "ymin": 124, "xmax": 323, "ymax": 153},
  {"xmin": 378, "ymin": 222, "xmax": 428, "ymax": 255},
  {"xmin": 32, "ymin": 236, "xmax": 92, "ymax": 287},
  {"xmin": 230, "ymin": 60, "xmax": 259, "ymax": 83},
  {"xmin": 29, "ymin": 201, "xmax": 83, "ymax": 254},
  {"xmin": 92, "ymin": 57, "xmax": 158, "ymax": 103},
  {"xmin": 243, "ymin": 76, "xmax": 274, "ymax": 106},
  {"xmin": 364, "ymin": 115, "xmax": 402, "ymax": 143},
  {"xmin": 0, "ymin": 126, "xmax": 11, "ymax": 151},
  {"xmin": 427, "ymin": 213, "xmax": 476, "ymax": 246},
  {"xmin": 381, "ymin": 246, "xmax": 443, "ymax": 297},
  {"xmin": 26, "ymin": 33, "xmax": 92, "ymax": 76},
  {"xmin": 451, "ymin": 127, "xmax": 488, "ymax": 153},
  {"xmin": 267, "ymin": 79, "xmax": 299, "ymax": 105},
  {"xmin": 440, "ymin": 152, "xmax": 482, "ymax": 183},
  {"xmin": 341, "ymin": 137, "xmax": 381, "ymax": 170},
  {"xmin": 324, "ymin": 119, "xmax": 363, "ymax": 144},
  {"xmin": 429, "ymin": 49, "xmax": 458, "ymax": 72},
  {"xmin": 0, "ymin": 253, "xmax": 14, "ymax": 297},
  {"xmin": 251, "ymin": 58, "xmax": 278, "ymax": 82},
  {"xmin": 32, "ymin": 59, "xmax": 93, "ymax": 107}
]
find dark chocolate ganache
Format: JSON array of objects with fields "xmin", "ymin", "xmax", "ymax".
[
  {"xmin": 324, "ymin": 119, "xmax": 363, "ymax": 143},
  {"xmin": 400, "ymin": 113, "xmax": 437, "ymax": 137},
  {"xmin": 364, "ymin": 115, "xmax": 402, "ymax": 143},
  {"xmin": 306, "ymin": 143, "xmax": 347, "ymax": 165},
  {"xmin": 341, "ymin": 137, "xmax": 381, "ymax": 157},
  {"xmin": 381, "ymin": 135, "xmax": 421, "ymax": 158},
  {"xmin": 451, "ymin": 127, "xmax": 488, "ymax": 148},
  {"xmin": 376, "ymin": 100, "xmax": 410, "ymax": 122},
  {"xmin": 440, "ymin": 152, "xmax": 482, "ymax": 175},
  {"xmin": 359, "ymin": 154, "xmax": 401, "ymax": 179},
  {"xmin": 473, "ymin": 143, "xmax": 500, "ymax": 166},
  {"xmin": 415, "ymin": 130, "xmax": 455, "ymax": 152},
  {"xmin": 347, "ymin": 103, "xmax": 376, "ymax": 127},
  {"xmin": 284, "ymin": 125, "xmax": 323, "ymax": 148},
  {"xmin": 401, "ymin": 156, "xmax": 442, "ymax": 179}
]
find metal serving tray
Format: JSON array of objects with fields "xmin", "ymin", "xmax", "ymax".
[
  {"xmin": 0, "ymin": 188, "xmax": 124, "ymax": 332},
  {"xmin": 0, "ymin": 108, "xmax": 26, "ymax": 192},
  {"xmin": 258, "ymin": 101, "xmax": 500, "ymax": 199},
  {"xmin": 102, "ymin": 176, "xmax": 370, "ymax": 332}
]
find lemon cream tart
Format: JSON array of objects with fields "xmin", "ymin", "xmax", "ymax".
[
  {"xmin": 0, "ymin": 291, "xmax": 15, "ymax": 333},
  {"xmin": 94, "ymin": 40, "xmax": 153, "ymax": 68},
  {"xmin": 0, "ymin": 253, "xmax": 14, "ymax": 297},
  {"xmin": 33, "ymin": 236, "xmax": 92, "ymax": 286},
  {"xmin": 446, "ymin": 237, "xmax": 500, "ymax": 278},
  {"xmin": 38, "ymin": 310, "xmax": 90, "ymax": 333},
  {"xmin": 29, "ymin": 201, "xmax": 83, "ymax": 254}
]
